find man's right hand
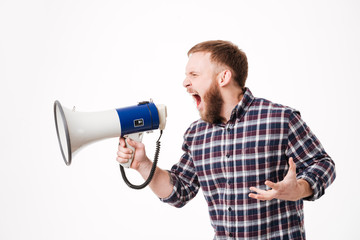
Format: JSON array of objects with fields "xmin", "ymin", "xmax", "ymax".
[
  {"xmin": 116, "ymin": 137, "xmax": 150, "ymax": 171},
  {"xmin": 116, "ymin": 137, "xmax": 174, "ymax": 199}
]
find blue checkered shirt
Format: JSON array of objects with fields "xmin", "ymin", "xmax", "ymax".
[{"xmin": 161, "ymin": 88, "xmax": 335, "ymax": 239}]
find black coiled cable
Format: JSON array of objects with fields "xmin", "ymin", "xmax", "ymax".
[{"xmin": 119, "ymin": 130, "xmax": 163, "ymax": 189}]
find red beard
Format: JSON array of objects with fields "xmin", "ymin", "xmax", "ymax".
[{"xmin": 201, "ymin": 79, "xmax": 225, "ymax": 124}]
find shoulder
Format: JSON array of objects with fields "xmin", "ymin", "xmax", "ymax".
[
  {"xmin": 182, "ymin": 118, "xmax": 220, "ymax": 147},
  {"xmin": 184, "ymin": 119, "xmax": 209, "ymax": 138},
  {"xmin": 249, "ymin": 96, "xmax": 300, "ymax": 119}
]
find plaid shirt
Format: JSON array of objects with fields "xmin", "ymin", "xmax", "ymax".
[{"xmin": 161, "ymin": 88, "xmax": 335, "ymax": 239}]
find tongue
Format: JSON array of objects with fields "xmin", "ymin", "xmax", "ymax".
[{"xmin": 194, "ymin": 95, "xmax": 201, "ymax": 107}]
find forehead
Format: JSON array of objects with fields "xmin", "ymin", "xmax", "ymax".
[{"xmin": 185, "ymin": 52, "xmax": 214, "ymax": 73}]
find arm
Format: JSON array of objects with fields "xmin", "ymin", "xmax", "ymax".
[
  {"xmin": 116, "ymin": 138, "xmax": 173, "ymax": 199},
  {"xmin": 117, "ymin": 131, "xmax": 200, "ymax": 208},
  {"xmin": 285, "ymin": 111, "xmax": 336, "ymax": 201}
]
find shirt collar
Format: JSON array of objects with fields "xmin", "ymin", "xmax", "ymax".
[{"xmin": 229, "ymin": 87, "xmax": 255, "ymax": 122}]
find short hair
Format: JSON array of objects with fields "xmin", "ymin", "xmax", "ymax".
[{"xmin": 188, "ymin": 40, "xmax": 248, "ymax": 89}]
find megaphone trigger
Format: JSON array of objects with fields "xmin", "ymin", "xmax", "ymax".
[{"xmin": 121, "ymin": 132, "xmax": 144, "ymax": 168}]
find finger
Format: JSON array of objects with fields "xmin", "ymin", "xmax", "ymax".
[
  {"xmin": 249, "ymin": 186, "xmax": 267, "ymax": 195},
  {"xmin": 248, "ymin": 192, "xmax": 274, "ymax": 201},
  {"xmin": 248, "ymin": 189, "xmax": 275, "ymax": 201},
  {"xmin": 248, "ymin": 192, "xmax": 262, "ymax": 200},
  {"xmin": 118, "ymin": 137, "xmax": 126, "ymax": 149},
  {"xmin": 116, "ymin": 156, "xmax": 129, "ymax": 164},
  {"xmin": 249, "ymin": 186, "xmax": 276, "ymax": 201},
  {"xmin": 265, "ymin": 180, "xmax": 278, "ymax": 190},
  {"xmin": 117, "ymin": 150, "xmax": 132, "ymax": 158},
  {"xmin": 117, "ymin": 144, "xmax": 133, "ymax": 154},
  {"xmin": 116, "ymin": 148, "xmax": 134, "ymax": 163}
]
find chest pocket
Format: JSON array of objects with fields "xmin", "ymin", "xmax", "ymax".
[{"xmin": 233, "ymin": 137, "xmax": 288, "ymax": 184}]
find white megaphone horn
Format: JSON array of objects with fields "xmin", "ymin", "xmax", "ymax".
[{"xmin": 54, "ymin": 100, "xmax": 167, "ymax": 168}]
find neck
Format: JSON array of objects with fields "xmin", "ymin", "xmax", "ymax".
[{"xmin": 221, "ymin": 91, "xmax": 244, "ymax": 123}]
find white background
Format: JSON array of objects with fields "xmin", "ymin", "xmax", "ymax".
[{"xmin": 1, "ymin": 0, "xmax": 359, "ymax": 239}]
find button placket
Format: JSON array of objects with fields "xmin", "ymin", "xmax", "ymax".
[
  {"xmin": 226, "ymin": 124, "xmax": 233, "ymax": 159},
  {"xmin": 224, "ymin": 123, "xmax": 235, "ymax": 237}
]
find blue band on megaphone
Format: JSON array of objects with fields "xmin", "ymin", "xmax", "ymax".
[{"xmin": 116, "ymin": 102, "xmax": 160, "ymax": 136}]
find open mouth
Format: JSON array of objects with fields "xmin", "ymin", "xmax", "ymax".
[{"xmin": 192, "ymin": 93, "xmax": 202, "ymax": 108}]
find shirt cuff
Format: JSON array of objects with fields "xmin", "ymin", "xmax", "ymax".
[
  {"xmin": 159, "ymin": 172, "xmax": 184, "ymax": 207},
  {"xmin": 297, "ymin": 172, "xmax": 324, "ymax": 201}
]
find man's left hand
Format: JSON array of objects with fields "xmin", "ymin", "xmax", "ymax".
[{"xmin": 248, "ymin": 157, "xmax": 313, "ymax": 201}]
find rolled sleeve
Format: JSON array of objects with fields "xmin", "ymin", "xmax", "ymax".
[
  {"xmin": 297, "ymin": 171, "xmax": 323, "ymax": 201},
  {"xmin": 160, "ymin": 171, "xmax": 184, "ymax": 207}
]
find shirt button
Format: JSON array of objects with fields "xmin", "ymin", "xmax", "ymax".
[
  {"xmin": 229, "ymin": 233, "xmax": 233, "ymax": 237},
  {"xmin": 228, "ymin": 207, "xmax": 232, "ymax": 211},
  {"xmin": 226, "ymin": 154, "xmax": 230, "ymax": 158}
]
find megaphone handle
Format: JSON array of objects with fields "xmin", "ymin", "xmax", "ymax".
[
  {"xmin": 121, "ymin": 132, "xmax": 144, "ymax": 168},
  {"xmin": 120, "ymin": 130, "xmax": 163, "ymax": 190}
]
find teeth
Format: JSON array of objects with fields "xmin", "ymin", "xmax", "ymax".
[{"xmin": 191, "ymin": 93, "xmax": 200, "ymax": 99}]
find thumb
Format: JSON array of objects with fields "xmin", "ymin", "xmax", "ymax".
[
  {"xmin": 126, "ymin": 137, "xmax": 141, "ymax": 149},
  {"xmin": 284, "ymin": 157, "xmax": 297, "ymax": 179},
  {"xmin": 288, "ymin": 157, "xmax": 296, "ymax": 172}
]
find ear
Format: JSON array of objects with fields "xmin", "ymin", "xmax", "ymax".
[{"xmin": 218, "ymin": 70, "xmax": 232, "ymax": 87}]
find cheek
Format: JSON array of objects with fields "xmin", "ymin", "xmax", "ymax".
[{"xmin": 199, "ymin": 78, "xmax": 214, "ymax": 94}]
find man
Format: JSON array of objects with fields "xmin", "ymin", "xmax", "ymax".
[{"xmin": 116, "ymin": 40, "xmax": 336, "ymax": 239}]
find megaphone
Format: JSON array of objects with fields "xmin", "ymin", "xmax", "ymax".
[{"xmin": 53, "ymin": 100, "xmax": 167, "ymax": 170}]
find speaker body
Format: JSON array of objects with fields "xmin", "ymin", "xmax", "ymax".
[{"xmin": 54, "ymin": 101, "xmax": 166, "ymax": 166}]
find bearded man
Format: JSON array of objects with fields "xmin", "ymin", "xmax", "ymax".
[{"xmin": 116, "ymin": 40, "xmax": 336, "ymax": 239}]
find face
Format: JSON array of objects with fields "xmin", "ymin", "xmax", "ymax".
[{"xmin": 183, "ymin": 52, "xmax": 224, "ymax": 123}]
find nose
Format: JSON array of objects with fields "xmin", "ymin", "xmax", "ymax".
[{"xmin": 183, "ymin": 77, "xmax": 191, "ymax": 88}]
